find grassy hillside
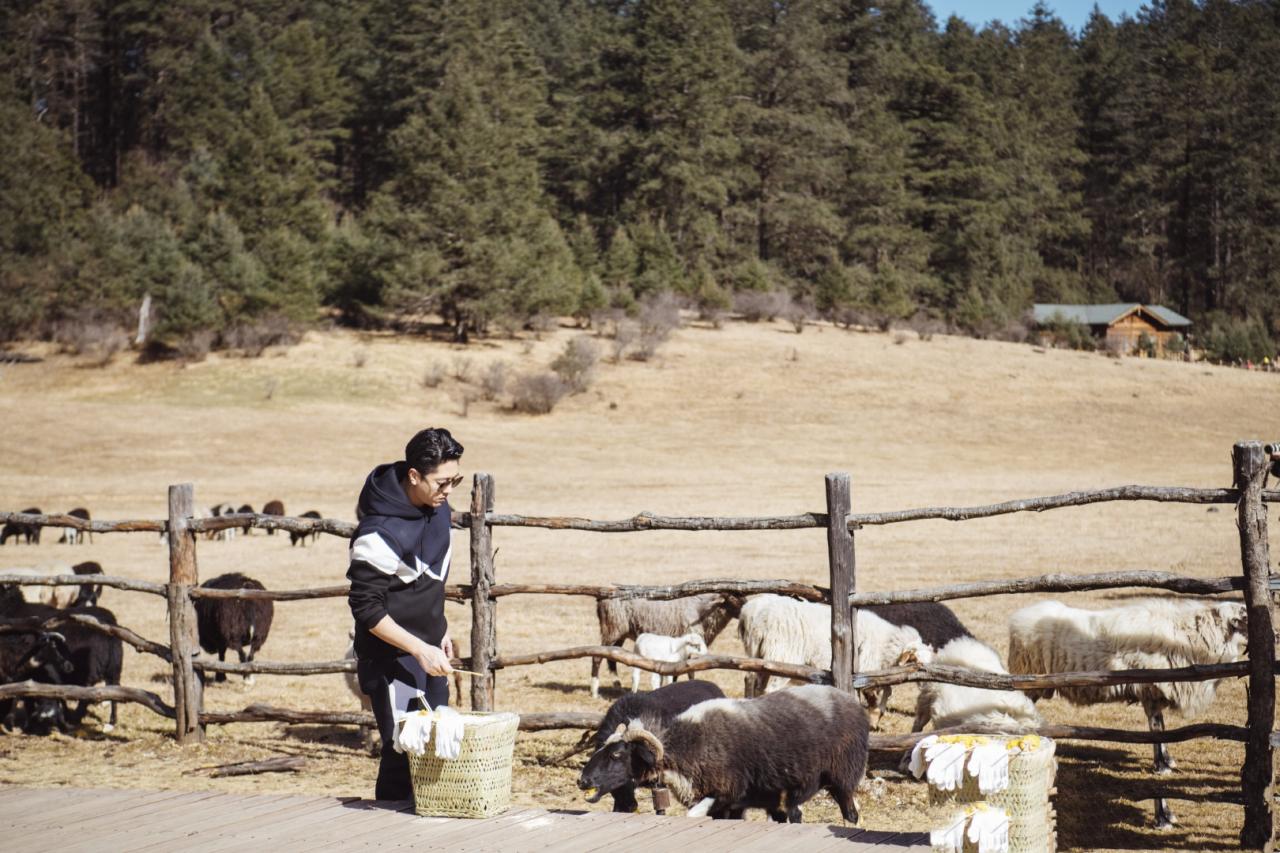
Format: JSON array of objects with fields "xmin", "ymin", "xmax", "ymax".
[{"xmin": 2, "ymin": 319, "xmax": 1277, "ymax": 850}]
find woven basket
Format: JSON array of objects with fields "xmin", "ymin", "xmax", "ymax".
[
  {"xmin": 406, "ymin": 710, "xmax": 520, "ymax": 819},
  {"xmin": 928, "ymin": 736, "xmax": 1058, "ymax": 853}
]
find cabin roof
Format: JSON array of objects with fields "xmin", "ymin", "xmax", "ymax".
[{"xmin": 1033, "ymin": 303, "xmax": 1192, "ymax": 329}]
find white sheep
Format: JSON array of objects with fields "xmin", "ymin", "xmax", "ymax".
[
  {"xmin": 737, "ymin": 594, "xmax": 932, "ymax": 727},
  {"xmin": 912, "ymin": 636, "xmax": 1042, "ymax": 733},
  {"xmin": 1008, "ymin": 597, "xmax": 1247, "ymax": 828},
  {"xmin": 631, "ymin": 632, "xmax": 708, "ymax": 691},
  {"xmin": 4, "ymin": 566, "xmax": 78, "ymax": 609}
]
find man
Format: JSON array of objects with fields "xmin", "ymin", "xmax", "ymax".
[{"xmin": 348, "ymin": 427, "xmax": 463, "ymax": 800}]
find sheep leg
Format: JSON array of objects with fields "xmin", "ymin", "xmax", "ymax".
[
  {"xmin": 632, "ymin": 667, "xmax": 641, "ymax": 692},
  {"xmin": 829, "ymin": 783, "xmax": 860, "ymax": 825},
  {"xmin": 649, "ymin": 671, "xmax": 661, "ymax": 691},
  {"xmin": 215, "ymin": 649, "xmax": 227, "ymax": 683},
  {"xmin": 1146, "ymin": 705, "xmax": 1176, "ymax": 773},
  {"xmin": 590, "ymin": 656, "xmax": 601, "ymax": 698},
  {"xmin": 239, "ymin": 646, "xmax": 255, "ymax": 687}
]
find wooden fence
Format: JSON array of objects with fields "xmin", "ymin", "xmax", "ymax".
[{"xmin": 1, "ymin": 440, "xmax": 1277, "ymax": 847}]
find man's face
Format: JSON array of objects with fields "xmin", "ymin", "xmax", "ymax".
[{"xmin": 406, "ymin": 459, "xmax": 462, "ymax": 509}]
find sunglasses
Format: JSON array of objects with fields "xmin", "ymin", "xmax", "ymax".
[{"xmin": 426, "ymin": 474, "xmax": 465, "ymax": 491}]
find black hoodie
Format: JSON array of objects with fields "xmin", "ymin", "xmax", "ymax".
[{"xmin": 347, "ymin": 462, "xmax": 453, "ymax": 660}]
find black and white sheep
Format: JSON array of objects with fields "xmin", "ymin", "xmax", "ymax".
[
  {"xmin": 9, "ymin": 598, "xmax": 125, "ymax": 732},
  {"xmin": 912, "ymin": 636, "xmax": 1042, "ymax": 733},
  {"xmin": 737, "ymin": 594, "xmax": 933, "ymax": 727},
  {"xmin": 194, "ymin": 573, "xmax": 274, "ymax": 685},
  {"xmin": 1, "ymin": 507, "xmax": 42, "ymax": 545},
  {"xmin": 591, "ymin": 593, "xmax": 743, "ymax": 698},
  {"xmin": 290, "ymin": 510, "xmax": 323, "ymax": 546},
  {"xmin": 208, "ymin": 503, "xmax": 240, "ymax": 541},
  {"xmin": 579, "ymin": 684, "xmax": 869, "ymax": 823},
  {"xmin": 1008, "ymin": 597, "xmax": 1247, "ymax": 828},
  {"xmin": 0, "ymin": 628, "xmax": 75, "ymax": 733},
  {"xmin": 69, "ymin": 561, "xmax": 104, "ymax": 608},
  {"xmin": 587, "ymin": 679, "xmax": 726, "ymax": 813},
  {"xmin": 57, "ymin": 507, "xmax": 92, "ymax": 545},
  {"xmin": 867, "ymin": 602, "xmax": 973, "ymax": 650}
]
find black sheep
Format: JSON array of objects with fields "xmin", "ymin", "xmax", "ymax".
[
  {"xmin": 588, "ymin": 679, "xmax": 725, "ymax": 813},
  {"xmin": 580, "ymin": 684, "xmax": 869, "ymax": 823},
  {"xmin": 236, "ymin": 504, "xmax": 255, "ymax": 536},
  {"xmin": 194, "ymin": 573, "xmax": 274, "ymax": 684},
  {"xmin": 865, "ymin": 602, "xmax": 972, "ymax": 650},
  {"xmin": 261, "ymin": 499, "xmax": 285, "ymax": 536},
  {"xmin": 1, "ymin": 507, "xmax": 42, "ymax": 545},
  {"xmin": 290, "ymin": 510, "xmax": 323, "ymax": 546}
]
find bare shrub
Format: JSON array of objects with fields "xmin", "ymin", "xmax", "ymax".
[
  {"xmin": 53, "ymin": 320, "xmax": 131, "ymax": 366},
  {"xmin": 264, "ymin": 378, "xmax": 279, "ymax": 401},
  {"xmin": 733, "ymin": 290, "xmax": 791, "ymax": 323},
  {"xmin": 529, "ymin": 314, "xmax": 560, "ymax": 338},
  {"xmin": 421, "ymin": 361, "xmax": 446, "ymax": 389},
  {"xmin": 510, "ymin": 372, "xmax": 569, "ymax": 414},
  {"xmin": 451, "ymin": 355, "xmax": 474, "ymax": 383},
  {"xmin": 221, "ymin": 315, "xmax": 299, "ymax": 357},
  {"xmin": 631, "ymin": 293, "xmax": 682, "ymax": 362},
  {"xmin": 906, "ymin": 313, "xmax": 946, "ymax": 342},
  {"xmin": 784, "ymin": 298, "xmax": 812, "ymax": 333},
  {"xmin": 893, "ymin": 331, "xmax": 909, "ymax": 345},
  {"xmin": 352, "ymin": 348, "xmax": 370, "ymax": 368},
  {"xmin": 481, "ymin": 361, "xmax": 509, "ymax": 400},
  {"xmin": 551, "ymin": 336, "xmax": 599, "ymax": 393},
  {"xmin": 176, "ymin": 329, "xmax": 215, "ymax": 362},
  {"xmin": 610, "ymin": 320, "xmax": 639, "ymax": 363}
]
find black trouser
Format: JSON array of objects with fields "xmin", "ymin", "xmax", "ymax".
[{"xmin": 358, "ymin": 654, "xmax": 450, "ymax": 801}]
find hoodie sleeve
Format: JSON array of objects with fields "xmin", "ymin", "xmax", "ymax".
[{"xmin": 347, "ymin": 530, "xmax": 402, "ymax": 630}]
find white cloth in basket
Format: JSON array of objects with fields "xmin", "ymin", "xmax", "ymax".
[
  {"xmin": 433, "ymin": 706, "xmax": 465, "ymax": 759},
  {"xmin": 930, "ymin": 805, "xmax": 1009, "ymax": 853}
]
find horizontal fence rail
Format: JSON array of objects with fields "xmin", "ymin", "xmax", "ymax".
[
  {"xmin": 0, "ymin": 612, "xmax": 171, "ymax": 661},
  {"xmin": 0, "ymin": 572, "xmax": 168, "ymax": 597},
  {"xmin": 0, "ymin": 680, "xmax": 175, "ymax": 719}
]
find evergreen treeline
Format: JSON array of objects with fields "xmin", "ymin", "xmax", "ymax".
[{"xmin": 2, "ymin": 0, "xmax": 1277, "ymax": 356}]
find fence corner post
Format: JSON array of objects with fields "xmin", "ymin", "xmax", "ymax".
[
  {"xmin": 470, "ymin": 474, "xmax": 496, "ymax": 711},
  {"xmin": 166, "ymin": 483, "xmax": 204, "ymax": 744},
  {"xmin": 1234, "ymin": 441, "xmax": 1274, "ymax": 850},
  {"xmin": 825, "ymin": 472, "xmax": 856, "ymax": 693}
]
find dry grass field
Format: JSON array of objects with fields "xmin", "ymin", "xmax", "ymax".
[{"xmin": 1, "ymin": 317, "xmax": 1278, "ymax": 851}]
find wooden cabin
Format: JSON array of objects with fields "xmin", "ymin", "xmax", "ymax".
[{"xmin": 1033, "ymin": 303, "xmax": 1192, "ymax": 356}]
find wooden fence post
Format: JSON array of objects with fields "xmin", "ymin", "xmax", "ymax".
[
  {"xmin": 470, "ymin": 474, "xmax": 497, "ymax": 711},
  {"xmin": 825, "ymin": 473, "xmax": 856, "ymax": 693},
  {"xmin": 1235, "ymin": 442, "xmax": 1275, "ymax": 850},
  {"xmin": 167, "ymin": 483, "xmax": 204, "ymax": 744}
]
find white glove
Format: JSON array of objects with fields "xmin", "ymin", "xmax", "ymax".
[
  {"xmin": 433, "ymin": 706, "xmax": 465, "ymax": 760},
  {"xmin": 395, "ymin": 711, "xmax": 433, "ymax": 756},
  {"xmin": 908, "ymin": 735, "xmax": 936, "ymax": 780},
  {"xmin": 925, "ymin": 740, "xmax": 968, "ymax": 792},
  {"xmin": 967, "ymin": 806, "xmax": 1009, "ymax": 853},
  {"xmin": 929, "ymin": 811, "xmax": 967, "ymax": 853},
  {"xmin": 968, "ymin": 741, "xmax": 1010, "ymax": 794}
]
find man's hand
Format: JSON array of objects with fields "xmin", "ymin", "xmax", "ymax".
[
  {"xmin": 441, "ymin": 633, "xmax": 455, "ymax": 660},
  {"xmin": 414, "ymin": 642, "xmax": 453, "ymax": 677}
]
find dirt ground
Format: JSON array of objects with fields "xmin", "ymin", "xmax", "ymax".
[{"xmin": 1, "ymin": 318, "xmax": 1277, "ymax": 851}]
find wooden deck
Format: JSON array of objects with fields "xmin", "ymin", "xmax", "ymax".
[{"xmin": 0, "ymin": 786, "xmax": 931, "ymax": 851}]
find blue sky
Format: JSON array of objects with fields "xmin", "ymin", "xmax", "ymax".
[{"xmin": 925, "ymin": 0, "xmax": 1146, "ymax": 32}]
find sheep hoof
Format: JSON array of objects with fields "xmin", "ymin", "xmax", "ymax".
[
  {"xmin": 1154, "ymin": 764, "xmax": 1175, "ymax": 776},
  {"xmin": 102, "ymin": 724, "xmax": 114, "ymax": 733}
]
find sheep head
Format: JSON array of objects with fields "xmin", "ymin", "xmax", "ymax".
[{"xmin": 579, "ymin": 720, "xmax": 667, "ymax": 801}]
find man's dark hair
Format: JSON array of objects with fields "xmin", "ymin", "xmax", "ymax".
[{"xmin": 405, "ymin": 428, "xmax": 464, "ymax": 474}]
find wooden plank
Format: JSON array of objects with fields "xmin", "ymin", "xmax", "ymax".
[
  {"xmin": 400, "ymin": 806, "xmax": 556, "ymax": 849},
  {"xmin": 470, "ymin": 473, "xmax": 496, "ymax": 711},
  {"xmin": 122, "ymin": 792, "xmax": 298, "ymax": 848},
  {"xmin": 826, "ymin": 472, "xmax": 856, "ymax": 694},
  {"xmin": 198, "ymin": 796, "xmax": 360, "ymax": 845},
  {"xmin": 0, "ymin": 788, "xmax": 157, "ymax": 835},
  {"xmin": 166, "ymin": 795, "xmax": 350, "ymax": 852},
  {"xmin": 41, "ymin": 789, "xmax": 206, "ymax": 833},
  {"xmin": 302, "ymin": 800, "xmax": 428, "ymax": 847},
  {"xmin": 1237, "ymin": 440, "xmax": 1276, "ymax": 851},
  {"xmin": 563, "ymin": 812, "xmax": 690, "ymax": 852},
  {"xmin": 232, "ymin": 795, "xmax": 368, "ymax": 843},
  {"xmin": 0, "ymin": 786, "xmax": 100, "ymax": 815},
  {"xmin": 512, "ymin": 811, "xmax": 628, "ymax": 850},
  {"xmin": 312, "ymin": 803, "xmax": 461, "ymax": 848}
]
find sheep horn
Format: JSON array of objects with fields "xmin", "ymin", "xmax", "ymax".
[{"xmin": 622, "ymin": 721, "xmax": 665, "ymax": 765}]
